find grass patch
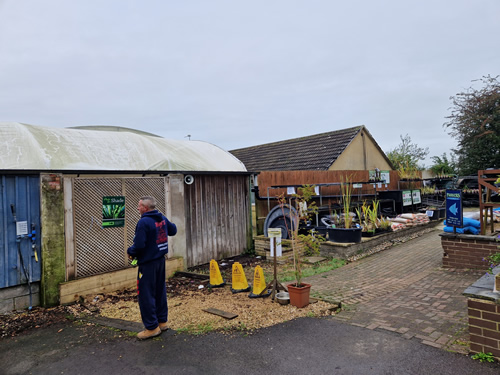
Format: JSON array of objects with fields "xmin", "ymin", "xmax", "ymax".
[
  {"xmin": 268, "ymin": 258, "xmax": 345, "ymax": 283},
  {"xmin": 176, "ymin": 322, "xmax": 215, "ymax": 335}
]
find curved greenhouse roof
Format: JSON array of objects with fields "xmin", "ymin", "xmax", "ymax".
[{"xmin": 0, "ymin": 122, "xmax": 246, "ymax": 172}]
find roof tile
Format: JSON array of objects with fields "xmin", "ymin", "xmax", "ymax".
[{"xmin": 230, "ymin": 126, "xmax": 363, "ymax": 171}]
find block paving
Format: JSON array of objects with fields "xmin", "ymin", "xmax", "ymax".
[{"xmin": 303, "ymin": 228, "xmax": 484, "ymax": 355}]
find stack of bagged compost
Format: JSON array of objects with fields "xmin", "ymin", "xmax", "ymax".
[{"xmin": 389, "ymin": 213, "xmax": 430, "ymax": 230}]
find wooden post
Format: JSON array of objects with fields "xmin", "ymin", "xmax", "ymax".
[{"xmin": 261, "ymin": 237, "xmax": 287, "ymax": 299}]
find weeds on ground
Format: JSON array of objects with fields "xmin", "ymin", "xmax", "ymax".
[
  {"xmin": 471, "ymin": 351, "xmax": 495, "ymax": 363},
  {"xmin": 177, "ymin": 323, "xmax": 215, "ymax": 335},
  {"xmin": 452, "ymin": 339, "xmax": 468, "ymax": 347}
]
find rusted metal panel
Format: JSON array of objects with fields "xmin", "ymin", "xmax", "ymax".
[
  {"xmin": 185, "ymin": 175, "xmax": 250, "ymax": 268},
  {"xmin": 255, "ymin": 170, "xmax": 404, "ymax": 218}
]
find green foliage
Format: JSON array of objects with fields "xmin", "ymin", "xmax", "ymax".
[
  {"xmin": 471, "ymin": 351, "xmax": 495, "ymax": 363},
  {"xmin": 356, "ymin": 200, "xmax": 380, "ymax": 232},
  {"xmin": 386, "ymin": 134, "xmax": 429, "ymax": 171},
  {"xmin": 102, "ymin": 204, "xmax": 125, "ymax": 219},
  {"xmin": 483, "ymin": 252, "xmax": 500, "ymax": 274},
  {"xmin": 429, "ymin": 153, "xmax": 457, "ymax": 176},
  {"xmin": 378, "ymin": 217, "xmax": 392, "ymax": 231},
  {"xmin": 444, "ymin": 75, "xmax": 500, "ymax": 175},
  {"xmin": 177, "ymin": 322, "xmax": 215, "ymax": 335},
  {"xmin": 421, "ymin": 185, "xmax": 437, "ymax": 195},
  {"xmin": 278, "ymin": 185, "xmax": 323, "ymax": 286},
  {"xmin": 274, "ymin": 258, "xmax": 345, "ymax": 282},
  {"xmin": 340, "ymin": 175, "xmax": 354, "ymax": 228},
  {"xmin": 244, "ymin": 245, "xmax": 256, "ymax": 256},
  {"xmin": 299, "ymin": 231, "xmax": 326, "ymax": 256}
]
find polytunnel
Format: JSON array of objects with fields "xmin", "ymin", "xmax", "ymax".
[{"xmin": 0, "ymin": 122, "xmax": 246, "ymax": 172}]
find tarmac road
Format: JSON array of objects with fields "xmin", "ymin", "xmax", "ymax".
[{"xmin": 1, "ymin": 316, "xmax": 499, "ymax": 375}]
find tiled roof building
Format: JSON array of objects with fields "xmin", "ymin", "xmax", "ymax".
[{"xmin": 230, "ymin": 125, "xmax": 393, "ymax": 172}]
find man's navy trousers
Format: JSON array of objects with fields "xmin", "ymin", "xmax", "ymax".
[{"xmin": 137, "ymin": 257, "xmax": 168, "ymax": 330}]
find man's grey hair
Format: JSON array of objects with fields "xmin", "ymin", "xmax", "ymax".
[{"xmin": 140, "ymin": 196, "xmax": 156, "ymax": 210}]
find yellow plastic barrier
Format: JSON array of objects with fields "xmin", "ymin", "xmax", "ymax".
[
  {"xmin": 248, "ymin": 265, "xmax": 271, "ymax": 298},
  {"xmin": 230, "ymin": 262, "xmax": 251, "ymax": 293},
  {"xmin": 208, "ymin": 259, "xmax": 225, "ymax": 288}
]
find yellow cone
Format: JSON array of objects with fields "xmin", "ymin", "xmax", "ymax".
[
  {"xmin": 252, "ymin": 265, "xmax": 266, "ymax": 294},
  {"xmin": 230, "ymin": 262, "xmax": 250, "ymax": 293},
  {"xmin": 249, "ymin": 265, "xmax": 271, "ymax": 298},
  {"xmin": 208, "ymin": 259, "xmax": 225, "ymax": 288},
  {"xmin": 251, "ymin": 265, "xmax": 266, "ymax": 295}
]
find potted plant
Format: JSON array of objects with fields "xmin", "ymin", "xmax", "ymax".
[
  {"xmin": 327, "ymin": 176, "xmax": 362, "ymax": 243},
  {"xmin": 278, "ymin": 185, "xmax": 323, "ymax": 308},
  {"xmin": 377, "ymin": 216, "xmax": 393, "ymax": 233},
  {"xmin": 356, "ymin": 200, "xmax": 380, "ymax": 237}
]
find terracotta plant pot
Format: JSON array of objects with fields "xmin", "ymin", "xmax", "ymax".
[{"xmin": 287, "ymin": 283, "xmax": 311, "ymax": 308}]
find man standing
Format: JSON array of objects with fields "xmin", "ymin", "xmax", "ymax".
[{"xmin": 127, "ymin": 196, "xmax": 177, "ymax": 340}]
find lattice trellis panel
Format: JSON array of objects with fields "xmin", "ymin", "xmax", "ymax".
[
  {"xmin": 124, "ymin": 178, "xmax": 166, "ymax": 253},
  {"xmin": 73, "ymin": 177, "xmax": 166, "ymax": 279}
]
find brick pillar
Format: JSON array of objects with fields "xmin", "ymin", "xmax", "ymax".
[{"xmin": 468, "ymin": 298, "xmax": 500, "ymax": 360}]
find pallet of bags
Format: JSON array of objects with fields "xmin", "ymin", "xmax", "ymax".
[
  {"xmin": 443, "ymin": 217, "xmax": 481, "ymax": 235},
  {"xmin": 400, "ymin": 213, "xmax": 430, "ymax": 225},
  {"xmin": 388, "ymin": 216, "xmax": 409, "ymax": 230},
  {"xmin": 391, "ymin": 222, "xmax": 406, "ymax": 231}
]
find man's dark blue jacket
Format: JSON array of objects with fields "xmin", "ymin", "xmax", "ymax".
[{"xmin": 127, "ymin": 210, "xmax": 177, "ymax": 265}]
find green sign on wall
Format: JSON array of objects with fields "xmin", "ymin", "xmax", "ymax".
[
  {"xmin": 402, "ymin": 190, "xmax": 412, "ymax": 206},
  {"xmin": 102, "ymin": 196, "xmax": 125, "ymax": 228}
]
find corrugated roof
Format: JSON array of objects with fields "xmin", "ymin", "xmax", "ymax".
[
  {"xmin": 0, "ymin": 122, "xmax": 246, "ymax": 172},
  {"xmin": 230, "ymin": 126, "xmax": 363, "ymax": 171}
]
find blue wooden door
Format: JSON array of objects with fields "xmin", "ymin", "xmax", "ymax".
[{"xmin": 0, "ymin": 175, "xmax": 41, "ymax": 288}]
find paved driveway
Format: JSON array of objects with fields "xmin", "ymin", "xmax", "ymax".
[{"xmin": 303, "ymin": 227, "xmax": 484, "ymax": 354}]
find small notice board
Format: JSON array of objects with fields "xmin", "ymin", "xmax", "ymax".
[{"xmin": 446, "ymin": 190, "xmax": 463, "ymax": 228}]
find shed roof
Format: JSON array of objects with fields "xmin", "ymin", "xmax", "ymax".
[
  {"xmin": 230, "ymin": 126, "xmax": 364, "ymax": 171},
  {"xmin": 0, "ymin": 122, "xmax": 246, "ymax": 172}
]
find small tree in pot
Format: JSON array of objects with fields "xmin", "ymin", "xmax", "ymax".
[{"xmin": 277, "ymin": 185, "xmax": 323, "ymax": 307}]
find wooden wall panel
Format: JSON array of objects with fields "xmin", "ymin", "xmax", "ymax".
[{"xmin": 185, "ymin": 175, "xmax": 250, "ymax": 268}]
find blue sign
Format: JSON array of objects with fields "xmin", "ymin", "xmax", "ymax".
[{"xmin": 446, "ymin": 189, "xmax": 463, "ymax": 227}]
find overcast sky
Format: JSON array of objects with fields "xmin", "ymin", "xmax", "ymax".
[{"xmin": 1, "ymin": 1, "xmax": 499, "ymax": 166}]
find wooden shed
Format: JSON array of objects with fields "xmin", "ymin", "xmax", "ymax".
[{"xmin": 0, "ymin": 122, "xmax": 252, "ymax": 310}]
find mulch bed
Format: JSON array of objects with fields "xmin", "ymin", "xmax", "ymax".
[{"xmin": 0, "ymin": 254, "xmax": 271, "ymax": 338}]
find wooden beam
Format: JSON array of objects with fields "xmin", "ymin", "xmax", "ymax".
[
  {"xmin": 202, "ymin": 308, "xmax": 238, "ymax": 319},
  {"xmin": 59, "ymin": 257, "xmax": 183, "ymax": 304}
]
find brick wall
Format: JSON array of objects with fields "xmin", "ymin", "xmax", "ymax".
[
  {"xmin": 441, "ymin": 234, "xmax": 499, "ymax": 271},
  {"xmin": 468, "ymin": 298, "xmax": 500, "ymax": 360}
]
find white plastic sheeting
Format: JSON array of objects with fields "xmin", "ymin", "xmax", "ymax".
[{"xmin": 0, "ymin": 122, "xmax": 246, "ymax": 172}]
